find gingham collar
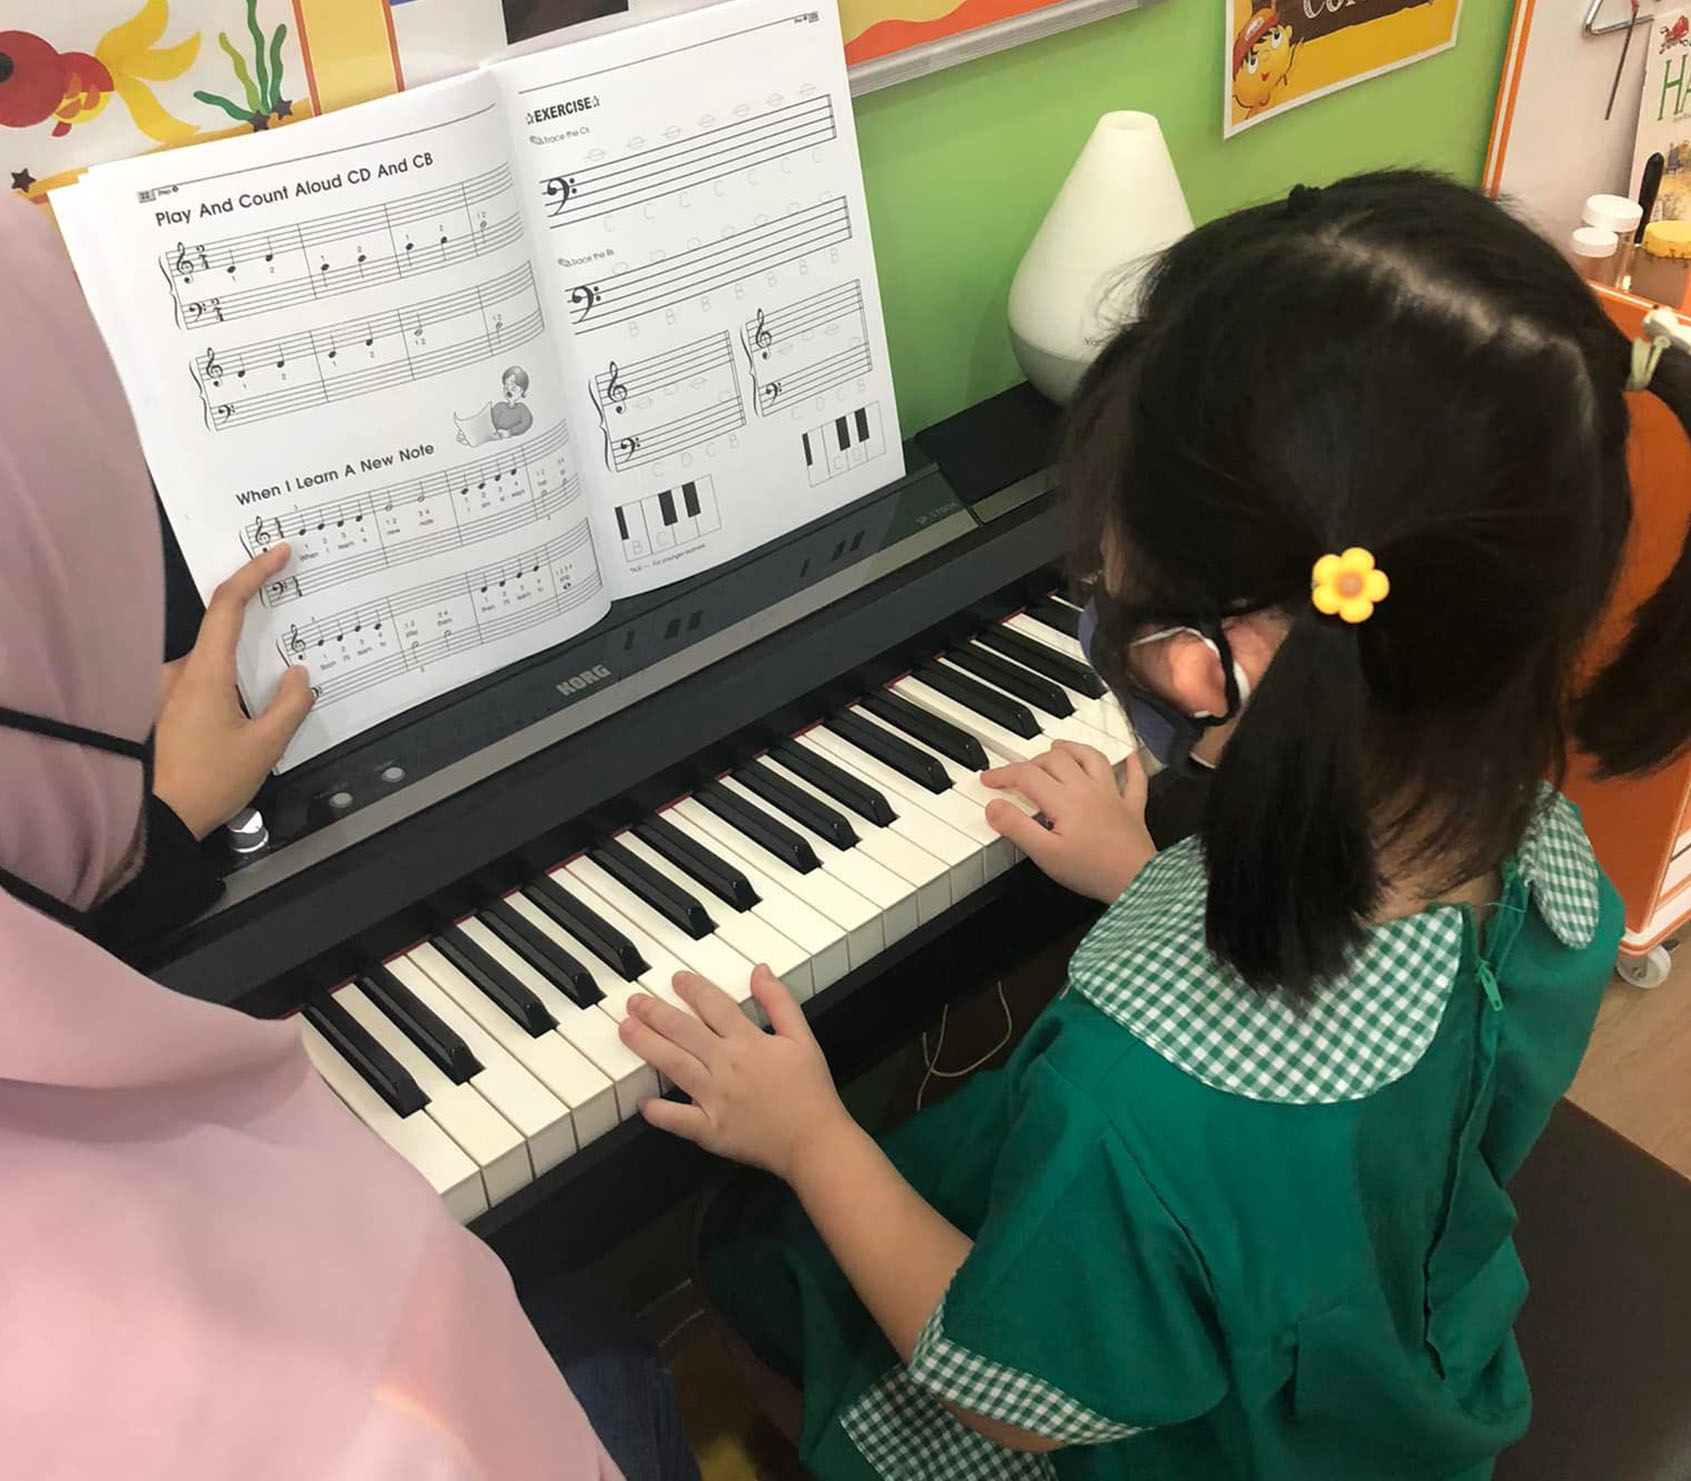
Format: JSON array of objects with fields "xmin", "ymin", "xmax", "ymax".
[{"xmin": 1066, "ymin": 792, "xmax": 1600, "ymax": 1104}]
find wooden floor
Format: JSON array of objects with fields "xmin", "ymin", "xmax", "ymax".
[{"xmin": 668, "ymin": 955, "xmax": 1691, "ymax": 1478}]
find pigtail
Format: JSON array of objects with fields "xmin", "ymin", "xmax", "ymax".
[
  {"xmin": 1202, "ymin": 614, "xmax": 1378, "ymax": 1001},
  {"xmin": 1574, "ymin": 344, "xmax": 1691, "ymax": 776}
]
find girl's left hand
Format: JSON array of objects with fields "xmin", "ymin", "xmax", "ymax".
[{"xmin": 618, "ymin": 966, "xmax": 850, "ymax": 1183}]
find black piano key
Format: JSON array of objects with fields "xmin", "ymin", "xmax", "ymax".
[
  {"xmin": 1027, "ymin": 596, "xmax": 1081, "ymax": 640},
  {"xmin": 835, "ymin": 416, "xmax": 849, "ymax": 452},
  {"xmin": 479, "ymin": 898, "xmax": 604, "ymax": 1009},
  {"xmin": 946, "ymin": 643, "xmax": 1073, "ymax": 718},
  {"xmin": 861, "ymin": 689, "xmax": 990, "ymax": 771},
  {"xmin": 855, "ymin": 407, "xmax": 870, "ymax": 442},
  {"xmin": 825, "ymin": 710, "xmax": 950, "ymax": 794},
  {"xmin": 523, "ymin": 875, "xmax": 650, "ymax": 980},
  {"xmin": 696, "ymin": 782, "xmax": 820, "ymax": 873},
  {"xmin": 774, "ymin": 738, "xmax": 897, "ymax": 826},
  {"xmin": 658, "ymin": 488, "xmax": 677, "ymax": 526},
  {"xmin": 359, "ymin": 961, "xmax": 482, "ymax": 1083},
  {"xmin": 914, "ymin": 660, "xmax": 1042, "ymax": 740},
  {"xmin": 434, "ymin": 926, "xmax": 557, "ymax": 1036},
  {"xmin": 634, "ymin": 816, "xmax": 760, "ymax": 912},
  {"xmin": 734, "ymin": 759, "xmax": 859, "ymax": 850},
  {"xmin": 682, "ymin": 481, "xmax": 701, "ymax": 518},
  {"xmin": 591, "ymin": 839, "xmax": 714, "ymax": 939},
  {"xmin": 976, "ymin": 625, "xmax": 1107, "ymax": 699},
  {"xmin": 305, "ymin": 997, "xmax": 428, "ymax": 1117}
]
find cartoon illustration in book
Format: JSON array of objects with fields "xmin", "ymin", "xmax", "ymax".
[
  {"xmin": 192, "ymin": 0, "xmax": 294, "ymax": 133},
  {"xmin": 455, "ymin": 365, "xmax": 535, "ymax": 447},
  {"xmin": 1231, "ymin": 4, "xmax": 1295, "ymax": 118}
]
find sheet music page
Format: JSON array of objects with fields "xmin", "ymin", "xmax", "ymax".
[
  {"xmin": 492, "ymin": 0, "xmax": 904, "ymax": 597},
  {"xmin": 53, "ymin": 73, "xmax": 608, "ymax": 773}
]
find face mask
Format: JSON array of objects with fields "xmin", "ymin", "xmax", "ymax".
[
  {"xmin": 1077, "ymin": 599, "xmax": 1251, "ymax": 772},
  {"xmin": 0, "ymin": 705, "xmax": 153, "ymax": 932}
]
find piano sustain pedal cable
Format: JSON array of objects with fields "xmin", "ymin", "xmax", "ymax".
[{"xmin": 916, "ymin": 981, "xmax": 1013, "ymax": 1111}]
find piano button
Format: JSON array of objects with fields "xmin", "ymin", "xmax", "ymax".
[
  {"xmin": 408, "ymin": 937, "xmax": 617, "ymax": 1145},
  {"xmin": 761, "ymin": 757, "xmax": 952, "ymax": 924},
  {"xmin": 632, "ymin": 815, "xmax": 759, "ymax": 912},
  {"xmin": 666, "ymin": 802, "xmax": 866, "ymax": 979},
  {"xmin": 303, "ymin": 996, "xmax": 427, "ymax": 1118},
  {"xmin": 934, "ymin": 656, "xmax": 1123, "ymax": 759},
  {"xmin": 788, "ymin": 733, "xmax": 985, "ymax": 899},
  {"xmin": 300, "ymin": 1018, "xmax": 485, "ymax": 1222},
  {"xmin": 563, "ymin": 856, "xmax": 760, "ymax": 1019},
  {"xmin": 335, "ymin": 983, "xmax": 529, "ymax": 1205},
  {"xmin": 860, "ymin": 688, "xmax": 990, "ymax": 772},
  {"xmin": 806, "ymin": 723, "xmax": 1009, "ymax": 882},
  {"xmin": 696, "ymin": 781, "xmax": 820, "ymax": 874},
  {"xmin": 1025, "ymin": 596, "xmax": 1081, "ymax": 640},
  {"xmin": 945, "ymin": 643, "xmax": 1073, "ymax": 718},
  {"xmin": 478, "ymin": 897, "xmax": 603, "ymax": 1009},
  {"xmin": 523, "ymin": 874, "xmax": 649, "ymax": 980},
  {"xmin": 434, "ymin": 925, "xmax": 557, "ymax": 1036},
  {"xmin": 978, "ymin": 622, "xmax": 1106, "ymax": 698},
  {"xmin": 617, "ymin": 829, "xmax": 815, "ymax": 1000},
  {"xmin": 890, "ymin": 677, "xmax": 1044, "ymax": 763},
  {"xmin": 356, "ymin": 960, "xmax": 482, "ymax": 1084},
  {"xmin": 912, "ymin": 660, "xmax": 1041, "ymax": 740},
  {"xmin": 539, "ymin": 871, "xmax": 709, "ymax": 1019},
  {"xmin": 824, "ymin": 709, "xmax": 948, "ymax": 793},
  {"xmin": 386, "ymin": 957, "xmax": 577, "ymax": 1175},
  {"xmin": 734, "ymin": 759, "xmax": 858, "ymax": 850},
  {"xmin": 590, "ymin": 838, "xmax": 714, "ymax": 938},
  {"xmin": 773, "ymin": 737, "xmax": 897, "ymax": 826},
  {"xmin": 717, "ymin": 774, "xmax": 919, "ymax": 944}
]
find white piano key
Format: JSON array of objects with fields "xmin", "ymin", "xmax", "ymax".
[
  {"xmin": 1003, "ymin": 610, "xmax": 1089, "ymax": 664},
  {"xmin": 756, "ymin": 758, "xmax": 952, "ymax": 924},
  {"xmin": 890, "ymin": 676, "xmax": 1046, "ymax": 764},
  {"xmin": 409, "ymin": 939, "xmax": 597, "ymax": 1150},
  {"xmin": 673, "ymin": 796, "xmax": 884, "ymax": 969},
  {"xmin": 334, "ymin": 983, "xmax": 531, "ymax": 1206},
  {"xmin": 299, "ymin": 1018, "xmax": 486, "ymax": 1223},
  {"xmin": 384, "ymin": 957, "xmax": 578, "ymax": 1176},
  {"xmin": 563, "ymin": 855, "xmax": 762, "ymax": 1020},
  {"xmin": 979, "ymin": 630, "xmax": 1135, "ymax": 752},
  {"xmin": 805, "ymin": 722, "xmax": 1015, "ymax": 881},
  {"xmin": 933, "ymin": 655, "xmax": 1126, "ymax": 762},
  {"xmin": 786, "ymin": 731, "xmax": 985, "ymax": 899},
  {"xmin": 614, "ymin": 829, "xmax": 815, "ymax": 1001},
  {"xmin": 659, "ymin": 804, "xmax": 853, "ymax": 989}
]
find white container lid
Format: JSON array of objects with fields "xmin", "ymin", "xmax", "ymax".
[
  {"xmin": 1583, "ymin": 194, "xmax": 1644, "ymax": 235},
  {"xmin": 1570, "ymin": 225, "xmax": 1620, "ymax": 258}
]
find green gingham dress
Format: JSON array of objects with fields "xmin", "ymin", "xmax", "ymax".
[{"xmin": 698, "ymin": 794, "xmax": 1621, "ymax": 1480}]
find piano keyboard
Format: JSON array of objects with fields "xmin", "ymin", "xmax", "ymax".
[
  {"xmin": 803, "ymin": 401, "xmax": 886, "ymax": 486},
  {"xmin": 297, "ymin": 592, "xmax": 1125, "ymax": 1222}
]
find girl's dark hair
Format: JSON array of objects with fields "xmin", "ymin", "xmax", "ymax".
[{"xmin": 1066, "ymin": 170, "xmax": 1691, "ymax": 1000}]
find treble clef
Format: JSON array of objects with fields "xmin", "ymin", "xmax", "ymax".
[
  {"xmin": 605, "ymin": 361, "xmax": 628, "ymax": 413},
  {"xmin": 286, "ymin": 623, "xmax": 306, "ymax": 658},
  {"xmin": 174, "ymin": 241, "xmax": 193, "ymax": 282},
  {"xmin": 204, "ymin": 346, "xmax": 225, "ymax": 385},
  {"xmin": 753, "ymin": 308, "xmax": 772, "ymax": 358},
  {"xmin": 570, "ymin": 284, "xmax": 601, "ymax": 321},
  {"xmin": 251, "ymin": 514, "xmax": 274, "ymax": 549}
]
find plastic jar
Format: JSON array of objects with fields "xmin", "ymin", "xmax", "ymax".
[
  {"xmin": 1583, "ymin": 194, "xmax": 1645, "ymax": 288},
  {"xmin": 1570, "ymin": 226, "xmax": 1620, "ymax": 285},
  {"xmin": 1631, "ymin": 220, "xmax": 1691, "ymax": 308}
]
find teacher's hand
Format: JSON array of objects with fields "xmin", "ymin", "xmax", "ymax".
[{"xmin": 153, "ymin": 545, "xmax": 314, "ymax": 840}]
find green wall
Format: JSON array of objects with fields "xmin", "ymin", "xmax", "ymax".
[{"xmin": 853, "ymin": 0, "xmax": 1517, "ymax": 431}]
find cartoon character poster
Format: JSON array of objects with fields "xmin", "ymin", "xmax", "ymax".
[
  {"xmin": 1225, "ymin": 0, "xmax": 1463, "ymax": 136},
  {"xmin": 1, "ymin": 0, "xmax": 504, "ymax": 201}
]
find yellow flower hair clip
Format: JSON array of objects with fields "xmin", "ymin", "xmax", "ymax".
[{"xmin": 1312, "ymin": 547, "xmax": 1389, "ymax": 625}]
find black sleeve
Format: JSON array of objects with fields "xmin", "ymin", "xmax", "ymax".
[{"xmin": 90, "ymin": 794, "xmax": 225, "ymax": 962}]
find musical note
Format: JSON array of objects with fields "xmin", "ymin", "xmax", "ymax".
[
  {"xmin": 355, "ymin": 247, "xmax": 367, "ymax": 279},
  {"xmin": 263, "ymin": 237, "xmax": 275, "ymax": 266},
  {"xmin": 364, "ymin": 322, "xmax": 375, "ymax": 348},
  {"xmin": 571, "ymin": 284, "xmax": 602, "ymax": 319},
  {"xmin": 754, "ymin": 308, "xmax": 772, "ymax": 357},
  {"xmin": 491, "ymin": 312, "xmax": 504, "ymax": 348},
  {"xmin": 274, "ymin": 345, "xmax": 287, "ymax": 371},
  {"xmin": 325, "ymin": 332, "xmax": 338, "ymax": 363},
  {"xmin": 605, "ymin": 362, "xmax": 628, "ymax": 413}
]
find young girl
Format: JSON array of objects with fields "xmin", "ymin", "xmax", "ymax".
[{"xmin": 617, "ymin": 171, "xmax": 1691, "ymax": 1479}]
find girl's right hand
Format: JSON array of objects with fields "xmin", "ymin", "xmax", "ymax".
[{"xmin": 981, "ymin": 742, "xmax": 1156, "ymax": 905}]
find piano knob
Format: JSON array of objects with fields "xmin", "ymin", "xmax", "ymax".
[{"xmin": 225, "ymin": 806, "xmax": 270, "ymax": 857}]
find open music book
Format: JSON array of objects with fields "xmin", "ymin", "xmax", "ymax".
[{"xmin": 54, "ymin": 0, "xmax": 901, "ymax": 772}]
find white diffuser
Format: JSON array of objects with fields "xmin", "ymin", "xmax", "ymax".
[{"xmin": 1008, "ymin": 111, "xmax": 1193, "ymax": 404}]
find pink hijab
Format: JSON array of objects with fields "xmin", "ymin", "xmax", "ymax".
[{"xmin": 0, "ymin": 197, "xmax": 621, "ymax": 1479}]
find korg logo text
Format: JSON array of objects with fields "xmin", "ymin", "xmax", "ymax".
[{"xmin": 556, "ymin": 664, "xmax": 612, "ymax": 697}]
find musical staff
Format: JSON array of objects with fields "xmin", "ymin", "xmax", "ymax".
[
  {"xmin": 566, "ymin": 198, "xmax": 851, "ymax": 334},
  {"xmin": 740, "ymin": 280, "xmax": 869, "ymax": 414},
  {"xmin": 275, "ymin": 520, "xmax": 603, "ymax": 707},
  {"xmin": 193, "ymin": 264, "xmax": 544, "ymax": 430},
  {"xmin": 541, "ymin": 96, "xmax": 836, "ymax": 227},
  {"xmin": 587, "ymin": 332, "xmax": 745, "ymax": 473},
  {"xmin": 241, "ymin": 421, "xmax": 579, "ymax": 606},
  {"xmin": 161, "ymin": 166, "xmax": 521, "ymax": 330}
]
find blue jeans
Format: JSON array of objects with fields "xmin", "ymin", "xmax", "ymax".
[{"xmin": 520, "ymin": 1273, "xmax": 701, "ymax": 1481}]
